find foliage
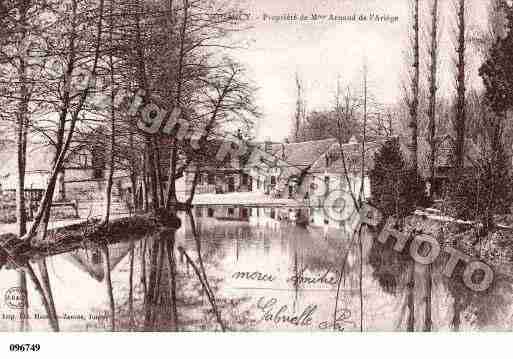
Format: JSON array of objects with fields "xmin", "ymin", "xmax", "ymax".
[
  {"xmin": 479, "ymin": 3, "xmax": 513, "ymax": 115},
  {"xmin": 445, "ymin": 146, "xmax": 512, "ymax": 228},
  {"xmin": 369, "ymin": 138, "xmax": 429, "ymax": 220},
  {"xmin": 293, "ymin": 109, "xmax": 359, "ymax": 143}
]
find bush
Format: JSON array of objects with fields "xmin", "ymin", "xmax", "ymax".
[
  {"xmin": 369, "ymin": 138, "xmax": 429, "ymax": 220},
  {"xmin": 445, "ymin": 146, "xmax": 512, "ymax": 229},
  {"xmin": 367, "ymin": 138, "xmax": 429, "ymax": 295}
]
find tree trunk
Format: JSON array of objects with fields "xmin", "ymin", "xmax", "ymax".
[
  {"xmin": 37, "ymin": 259, "xmax": 59, "ymax": 330},
  {"xmin": 154, "ymin": 138, "xmax": 165, "ymax": 207},
  {"xmin": 359, "ymin": 228, "xmax": 364, "ymax": 332},
  {"xmin": 452, "ymin": 296, "xmax": 461, "ymax": 331},
  {"xmin": 142, "ymin": 159, "xmax": 149, "ymax": 212},
  {"xmin": 144, "ymin": 237, "xmax": 160, "ymax": 330},
  {"xmin": 294, "ymin": 72, "xmax": 304, "ymax": 141},
  {"xmin": 406, "ymin": 1, "xmax": 419, "ymax": 330},
  {"xmin": 140, "ymin": 238, "xmax": 147, "ymax": 299},
  {"xmin": 454, "ymin": 0, "xmax": 466, "ymax": 171},
  {"xmin": 165, "ymin": 0, "xmax": 189, "ymax": 208},
  {"xmin": 186, "ymin": 167, "xmax": 200, "ymax": 205},
  {"xmin": 406, "ymin": 260, "xmax": 415, "ymax": 331},
  {"xmin": 101, "ymin": 245, "xmax": 116, "ymax": 331},
  {"xmin": 428, "ymin": 0, "xmax": 439, "ymax": 198},
  {"xmin": 128, "ymin": 241, "xmax": 135, "ymax": 330},
  {"xmin": 15, "ymin": 3, "xmax": 29, "ymax": 331},
  {"xmin": 423, "ymin": 263, "xmax": 432, "ymax": 331},
  {"xmin": 26, "ymin": 263, "xmax": 59, "ymax": 331},
  {"xmin": 102, "ymin": 0, "xmax": 117, "ymax": 225},
  {"xmin": 165, "ymin": 237, "xmax": 178, "ymax": 331},
  {"xmin": 408, "ymin": 0, "xmax": 420, "ymax": 173}
]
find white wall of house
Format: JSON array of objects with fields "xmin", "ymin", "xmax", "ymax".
[
  {"xmin": 0, "ymin": 171, "xmax": 49, "ymax": 191},
  {"xmin": 301, "ymin": 172, "xmax": 371, "ymax": 199}
]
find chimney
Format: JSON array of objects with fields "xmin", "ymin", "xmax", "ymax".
[
  {"xmin": 264, "ymin": 137, "xmax": 272, "ymax": 153},
  {"xmin": 348, "ymin": 135, "xmax": 358, "ymax": 144}
]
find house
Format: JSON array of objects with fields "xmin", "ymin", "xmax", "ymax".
[
  {"xmin": 182, "ymin": 139, "xmax": 253, "ymax": 197},
  {"xmin": 64, "ymin": 139, "xmax": 132, "ymax": 202},
  {"xmin": 0, "ymin": 134, "xmax": 133, "ymax": 209},
  {"xmin": 240, "ymin": 134, "xmax": 483, "ymax": 228},
  {"xmin": 397, "ymin": 134, "xmax": 482, "ymax": 199},
  {"xmin": 307, "ymin": 137, "xmax": 383, "ymax": 198},
  {"xmin": 0, "ymin": 142, "xmax": 53, "ymax": 202},
  {"xmin": 243, "ymin": 137, "xmax": 369, "ymax": 227},
  {"xmin": 302, "ymin": 137, "xmax": 384, "ymax": 226},
  {"xmin": 245, "ymin": 138, "xmax": 338, "ymax": 199}
]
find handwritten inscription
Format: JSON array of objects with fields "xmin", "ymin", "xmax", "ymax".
[
  {"xmin": 232, "ymin": 267, "xmax": 339, "ymax": 286},
  {"xmin": 256, "ymin": 297, "xmax": 354, "ymax": 331},
  {"xmin": 257, "ymin": 297, "xmax": 315, "ymax": 327},
  {"xmin": 232, "ymin": 271, "xmax": 276, "ymax": 282},
  {"xmin": 287, "ymin": 267, "xmax": 338, "ymax": 286}
]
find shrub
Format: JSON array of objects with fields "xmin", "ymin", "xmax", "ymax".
[
  {"xmin": 369, "ymin": 138, "xmax": 429, "ymax": 221},
  {"xmin": 445, "ymin": 146, "xmax": 512, "ymax": 230}
]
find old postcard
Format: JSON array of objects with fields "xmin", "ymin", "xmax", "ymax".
[{"xmin": 1, "ymin": 0, "xmax": 513, "ymax": 338}]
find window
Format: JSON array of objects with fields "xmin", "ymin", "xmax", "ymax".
[
  {"xmin": 207, "ymin": 173, "xmax": 215, "ymax": 185},
  {"xmin": 195, "ymin": 207, "xmax": 203, "ymax": 217},
  {"xmin": 208, "ymin": 208, "xmax": 215, "ymax": 217},
  {"xmin": 270, "ymin": 176, "xmax": 276, "ymax": 186},
  {"xmin": 242, "ymin": 174, "xmax": 248, "ymax": 186},
  {"xmin": 324, "ymin": 176, "xmax": 330, "ymax": 192},
  {"xmin": 92, "ymin": 248, "xmax": 102, "ymax": 265},
  {"xmin": 79, "ymin": 154, "xmax": 88, "ymax": 168},
  {"xmin": 228, "ymin": 207, "xmax": 235, "ymax": 216},
  {"xmin": 241, "ymin": 208, "xmax": 249, "ymax": 218},
  {"xmin": 93, "ymin": 168, "xmax": 104, "ymax": 179},
  {"xmin": 270, "ymin": 208, "xmax": 275, "ymax": 219}
]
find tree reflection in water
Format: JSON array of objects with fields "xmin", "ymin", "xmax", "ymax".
[{"xmin": 2, "ymin": 209, "xmax": 513, "ymax": 332}]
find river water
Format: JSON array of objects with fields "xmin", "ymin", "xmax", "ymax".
[{"xmin": 1, "ymin": 212, "xmax": 512, "ymax": 332}]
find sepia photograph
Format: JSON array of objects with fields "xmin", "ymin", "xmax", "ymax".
[{"xmin": 1, "ymin": 0, "xmax": 513, "ymax": 350}]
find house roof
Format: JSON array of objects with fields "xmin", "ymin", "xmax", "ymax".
[
  {"xmin": 64, "ymin": 242, "xmax": 133, "ymax": 282},
  {"xmin": 266, "ymin": 138, "xmax": 338, "ymax": 170},
  {"xmin": 309, "ymin": 134, "xmax": 482, "ymax": 178},
  {"xmin": 184, "ymin": 138, "xmax": 249, "ymax": 171},
  {"xmin": 310, "ymin": 139, "xmax": 385, "ymax": 174}
]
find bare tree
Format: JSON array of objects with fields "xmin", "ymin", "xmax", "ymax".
[
  {"xmin": 424, "ymin": 0, "xmax": 440, "ymax": 332},
  {"xmin": 293, "ymin": 72, "xmax": 306, "ymax": 141},
  {"xmin": 427, "ymin": 0, "xmax": 439, "ymax": 197},
  {"xmin": 23, "ymin": 0, "xmax": 106, "ymax": 243},
  {"xmin": 407, "ymin": 0, "xmax": 420, "ymax": 174},
  {"xmin": 453, "ymin": 0, "xmax": 467, "ymax": 171},
  {"xmin": 101, "ymin": 0, "xmax": 116, "ymax": 225},
  {"xmin": 404, "ymin": 0, "xmax": 420, "ymax": 332}
]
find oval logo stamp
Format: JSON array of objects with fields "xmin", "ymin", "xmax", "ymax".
[{"xmin": 4, "ymin": 287, "xmax": 27, "ymax": 309}]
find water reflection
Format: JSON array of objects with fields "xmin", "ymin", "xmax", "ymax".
[{"xmin": 0, "ymin": 209, "xmax": 513, "ymax": 331}]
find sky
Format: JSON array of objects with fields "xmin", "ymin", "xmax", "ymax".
[{"xmin": 225, "ymin": 0, "xmax": 491, "ymax": 141}]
